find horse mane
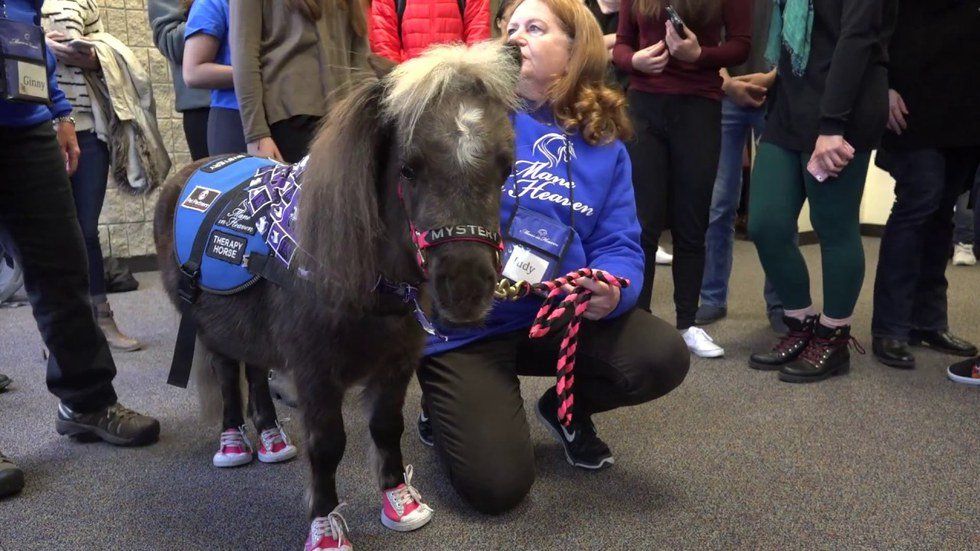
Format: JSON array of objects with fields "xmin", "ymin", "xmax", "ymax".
[
  {"xmin": 296, "ymin": 41, "xmax": 519, "ymax": 316},
  {"xmin": 380, "ymin": 41, "xmax": 521, "ymax": 148}
]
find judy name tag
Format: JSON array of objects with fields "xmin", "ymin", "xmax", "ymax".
[
  {"xmin": 0, "ymin": 17, "xmax": 49, "ymax": 104},
  {"xmin": 501, "ymin": 205, "xmax": 573, "ymax": 285}
]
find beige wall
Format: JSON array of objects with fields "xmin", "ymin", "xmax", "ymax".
[{"xmin": 96, "ymin": 0, "xmax": 190, "ymax": 259}]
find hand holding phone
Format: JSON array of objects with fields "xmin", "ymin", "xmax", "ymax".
[{"xmin": 665, "ymin": 6, "xmax": 687, "ymax": 39}]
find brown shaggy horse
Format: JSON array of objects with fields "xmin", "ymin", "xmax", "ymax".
[{"xmin": 153, "ymin": 42, "xmax": 520, "ymax": 547}]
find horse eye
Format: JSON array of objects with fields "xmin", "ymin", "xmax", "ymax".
[{"xmin": 400, "ymin": 165, "xmax": 416, "ymax": 181}]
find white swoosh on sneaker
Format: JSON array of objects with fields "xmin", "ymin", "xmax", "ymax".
[{"xmin": 560, "ymin": 424, "xmax": 577, "ymax": 442}]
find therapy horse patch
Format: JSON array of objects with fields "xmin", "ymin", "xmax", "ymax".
[{"xmin": 173, "ymin": 154, "xmax": 307, "ymax": 295}]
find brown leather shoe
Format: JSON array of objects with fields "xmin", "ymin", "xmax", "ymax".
[{"xmin": 94, "ymin": 302, "xmax": 142, "ymax": 352}]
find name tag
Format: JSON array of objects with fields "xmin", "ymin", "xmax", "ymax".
[
  {"xmin": 15, "ymin": 59, "xmax": 47, "ymax": 100},
  {"xmin": 502, "ymin": 244, "xmax": 552, "ymax": 285}
]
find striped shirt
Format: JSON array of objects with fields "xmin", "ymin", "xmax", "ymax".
[{"xmin": 41, "ymin": 0, "xmax": 104, "ymax": 130}]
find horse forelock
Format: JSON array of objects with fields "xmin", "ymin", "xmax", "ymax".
[{"xmin": 380, "ymin": 42, "xmax": 520, "ymax": 149}]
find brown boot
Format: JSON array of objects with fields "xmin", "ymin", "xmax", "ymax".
[{"xmin": 94, "ymin": 302, "xmax": 142, "ymax": 352}]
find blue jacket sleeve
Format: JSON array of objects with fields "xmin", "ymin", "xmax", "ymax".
[
  {"xmin": 46, "ymin": 47, "xmax": 72, "ymax": 118},
  {"xmin": 581, "ymin": 143, "xmax": 644, "ymax": 319}
]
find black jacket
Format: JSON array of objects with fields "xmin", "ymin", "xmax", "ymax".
[
  {"xmin": 763, "ymin": 0, "xmax": 897, "ymax": 152},
  {"xmin": 881, "ymin": 0, "xmax": 980, "ymax": 150}
]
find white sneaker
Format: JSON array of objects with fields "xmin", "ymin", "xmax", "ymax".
[
  {"xmin": 656, "ymin": 246, "xmax": 673, "ymax": 265},
  {"xmin": 682, "ymin": 327, "xmax": 725, "ymax": 358},
  {"xmin": 952, "ymin": 243, "xmax": 976, "ymax": 266}
]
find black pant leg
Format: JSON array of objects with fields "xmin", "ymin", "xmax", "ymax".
[
  {"xmin": 665, "ymin": 96, "xmax": 722, "ymax": 329},
  {"xmin": 182, "ymin": 107, "xmax": 211, "ymax": 161},
  {"xmin": 417, "ymin": 332, "xmax": 535, "ymax": 515},
  {"xmin": 872, "ymin": 149, "xmax": 947, "ymax": 340},
  {"xmin": 911, "ymin": 148, "xmax": 980, "ymax": 332},
  {"xmin": 207, "ymin": 107, "xmax": 247, "ymax": 156},
  {"xmin": 626, "ymin": 91, "xmax": 670, "ymax": 313},
  {"xmin": 518, "ymin": 309, "xmax": 689, "ymax": 416},
  {"xmin": 270, "ymin": 115, "xmax": 322, "ymax": 164},
  {"xmin": 0, "ymin": 123, "xmax": 117, "ymax": 412}
]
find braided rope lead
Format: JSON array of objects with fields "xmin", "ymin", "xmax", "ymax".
[{"xmin": 497, "ymin": 269, "xmax": 629, "ymax": 427}]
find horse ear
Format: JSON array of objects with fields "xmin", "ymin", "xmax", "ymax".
[{"xmin": 368, "ymin": 54, "xmax": 397, "ymax": 78}]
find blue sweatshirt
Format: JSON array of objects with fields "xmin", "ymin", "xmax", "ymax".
[
  {"xmin": 0, "ymin": 0, "xmax": 72, "ymax": 127},
  {"xmin": 425, "ymin": 107, "xmax": 644, "ymax": 357}
]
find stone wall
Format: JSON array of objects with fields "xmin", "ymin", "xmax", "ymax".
[{"xmin": 97, "ymin": 0, "xmax": 190, "ymax": 258}]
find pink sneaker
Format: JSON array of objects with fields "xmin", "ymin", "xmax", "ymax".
[
  {"xmin": 380, "ymin": 465, "xmax": 433, "ymax": 532},
  {"xmin": 212, "ymin": 426, "xmax": 253, "ymax": 468},
  {"xmin": 305, "ymin": 507, "xmax": 352, "ymax": 551},
  {"xmin": 257, "ymin": 422, "xmax": 298, "ymax": 463}
]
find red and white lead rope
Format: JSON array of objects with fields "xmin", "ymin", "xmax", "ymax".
[{"xmin": 506, "ymin": 268, "xmax": 629, "ymax": 427}]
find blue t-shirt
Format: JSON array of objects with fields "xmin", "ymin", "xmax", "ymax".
[
  {"xmin": 424, "ymin": 107, "xmax": 645, "ymax": 357},
  {"xmin": 0, "ymin": 0, "xmax": 72, "ymax": 127},
  {"xmin": 184, "ymin": 0, "xmax": 236, "ymax": 110}
]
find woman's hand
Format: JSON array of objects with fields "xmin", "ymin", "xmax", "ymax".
[
  {"xmin": 886, "ymin": 89, "xmax": 909, "ymax": 135},
  {"xmin": 664, "ymin": 21, "xmax": 701, "ymax": 63},
  {"xmin": 809, "ymin": 135, "xmax": 855, "ymax": 179},
  {"xmin": 722, "ymin": 78, "xmax": 767, "ymax": 108},
  {"xmin": 561, "ymin": 276, "xmax": 621, "ymax": 320},
  {"xmin": 247, "ymin": 137, "xmax": 284, "ymax": 162},
  {"xmin": 55, "ymin": 119, "xmax": 80, "ymax": 176},
  {"xmin": 631, "ymin": 41, "xmax": 669, "ymax": 75},
  {"xmin": 734, "ymin": 69, "xmax": 776, "ymax": 91},
  {"xmin": 45, "ymin": 32, "xmax": 99, "ymax": 70}
]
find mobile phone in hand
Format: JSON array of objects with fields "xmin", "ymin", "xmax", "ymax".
[
  {"xmin": 665, "ymin": 6, "xmax": 687, "ymax": 38},
  {"xmin": 68, "ymin": 39, "xmax": 94, "ymax": 54},
  {"xmin": 807, "ymin": 158, "xmax": 829, "ymax": 182}
]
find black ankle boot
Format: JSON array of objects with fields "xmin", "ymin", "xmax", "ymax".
[
  {"xmin": 779, "ymin": 323, "xmax": 864, "ymax": 383},
  {"xmin": 749, "ymin": 315, "xmax": 818, "ymax": 371}
]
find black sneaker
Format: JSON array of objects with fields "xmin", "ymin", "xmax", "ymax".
[
  {"xmin": 535, "ymin": 387, "xmax": 613, "ymax": 470},
  {"xmin": 56, "ymin": 402, "xmax": 160, "ymax": 446},
  {"xmin": 417, "ymin": 410, "xmax": 434, "ymax": 447},
  {"xmin": 0, "ymin": 373, "xmax": 10, "ymax": 392},
  {"xmin": 0, "ymin": 451, "xmax": 24, "ymax": 498}
]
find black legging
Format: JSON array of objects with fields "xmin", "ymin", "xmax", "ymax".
[
  {"xmin": 417, "ymin": 309, "xmax": 689, "ymax": 514},
  {"xmin": 182, "ymin": 106, "xmax": 210, "ymax": 161},
  {"xmin": 626, "ymin": 91, "xmax": 722, "ymax": 329},
  {"xmin": 270, "ymin": 115, "xmax": 322, "ymax": 163}
]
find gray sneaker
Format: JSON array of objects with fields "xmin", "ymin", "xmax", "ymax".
[
  {"xmin": 694, "ymin": 304, "xmax": 727, "ymax": 326},
  {"xmin": 56, "ymin": 402, "xmax": 160, "ymax": 447},
  {"xmin": 0, "ymin": 451, "xmax": 24, "ymax": 498}
]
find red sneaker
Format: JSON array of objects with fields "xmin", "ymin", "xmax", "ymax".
[
  {"xmin": 304, "ymin": 507, "xmax": 352, "ymax": 551},
  {"xmin": 212, "ymin": 426, "xmax": 253, "ymax": 468},
  {"xmin": 380, "ymin": 465, "xmax": 433, "ymax": 532},
  {"xmin": 257, "ymin": 422, "xmax": 298, "ymax": 464}
]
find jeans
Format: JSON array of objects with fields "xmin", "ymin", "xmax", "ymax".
[
  {"xmin": 70, "ymin": 131, "xmax": 110, "ymax": 300},
  {"xmin": 872, "ymin": 147, "xmax": 980, "ymax": 340},
  {"xmin": 700, "ymin": 98, "xmax": 782, "ymax": 312},
  {"xmin": 0, "ymin": 123, "xmax": 117, "ymax": 412},
  {"xmin": 627, "ymin": 91, "xmax": 722, "ymax": 329},
  {"xmin": 418, "ymin": 309, "xmax": 689, "ymax": 514},
  {"xmin": 951, "ymin": 168, "xmax": 979, "ymax": 245}
]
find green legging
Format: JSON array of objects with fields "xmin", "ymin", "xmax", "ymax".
[{"xmin": 748, "ymin": 142, "xmax": 869, "ymax": 319}]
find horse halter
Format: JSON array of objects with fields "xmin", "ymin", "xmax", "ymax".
[{"xmin": 396, "ymin": 175, "xmax": 503, "ymax": 279}]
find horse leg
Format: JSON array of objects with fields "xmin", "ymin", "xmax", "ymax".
[
  {"xmin": 244, "ymin": 363, "xmax": 277, "ymax": 432},
  {"xmin": 364, "ymin": 366, "xmax": 414, "ymax": 491},
  {"xmin": 211, "ymin": 354, "xmax": 244, "ymax": 431},
  {"xmin": 295, "ymin": 377, "xmax": 346, "ymax": 518}
]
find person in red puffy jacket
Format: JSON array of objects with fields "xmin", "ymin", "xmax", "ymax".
[{"xmin": 370, "ymin": 0, "xmax": 491, "ymax": 62}]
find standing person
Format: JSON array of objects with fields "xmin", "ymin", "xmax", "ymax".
[
  {"xmin": 612, "ymin": 0, "xmax": 752, "ymax": 358},
  {"xmin": 747, "ymin": 0, "xmax": 894, "ymax": 383},
  {"xmin": 695, "ymin": 0, "xmax": 788, "ymax": 332},
  {"xmin": 416, "ymin": 0, "xmax": 689, "ymax": 514},
  {"xmin": 0, "ymin": 0, "xmax": 160, "ymax": 500},
  {"xmin": 369, "ymin": 0, "xmax": 491, "ymax": 63},
  {"xmin": 230, "ymin": 0, "xmax": 370, "ymax": 163},
  {"xmin": 41, "ymin": 0, "xmax": 142, "ymax": 351},
  {"xmin": 951, "ymin": 171, "xmax": 979, "ymax": 266},
  {"xmin": 183, "ymin": 0, "xmax": 245, "ymax": 156},
  {"xmin": 870, "ymin": 0, "xmax": 979, "ymax": 370},
  {"xmin": 149, "ymin": 0, "xmax": 213, "ymax": 161}
]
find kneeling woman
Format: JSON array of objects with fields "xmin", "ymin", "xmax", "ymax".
[{"xmin": 417, "ymin": 0, "xmax": 690, "ymax": 515}]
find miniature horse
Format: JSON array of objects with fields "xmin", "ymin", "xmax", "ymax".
[{"xmin": 153, "ymin": 42, "xmax": 520, "ymax": 549}]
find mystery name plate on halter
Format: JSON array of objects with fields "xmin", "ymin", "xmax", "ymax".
[
  {"xmin": 501, "ymin": 205, "xmax": 573, "ymax": 285},
  {"xmin": 0, "ymin": 17, "xmax": 49, "ymax": 104}
]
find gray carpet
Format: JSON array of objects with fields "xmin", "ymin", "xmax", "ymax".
[{"xmin": 1, "ymin": 238, "xmax": 978, "ymax": 550}]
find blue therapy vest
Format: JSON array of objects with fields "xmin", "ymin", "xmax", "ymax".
[{"xmin": 173, "ymin": 154, "xmax": 278, "ymax": 294}]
